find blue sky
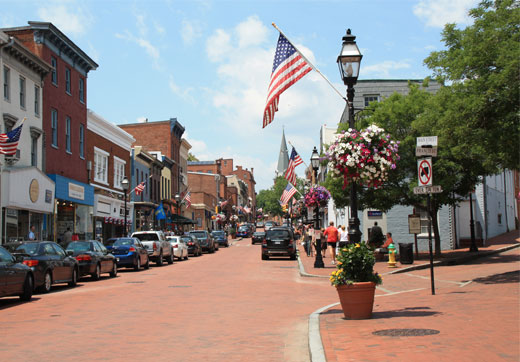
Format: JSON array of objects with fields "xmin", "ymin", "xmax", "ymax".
[{"xmin": 1, "ymin": 0, "xmax": 478, "ymax": 191}]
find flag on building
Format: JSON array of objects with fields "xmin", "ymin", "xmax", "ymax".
[
  {"xmin": 280, "ymin": 183, "xmax": 297, "ymax": 205},
  {"xmin": 0, "ymin": 121, "xmax": 24, "ymax": 155},
  {"xmin": 183, "ymin": 191, "xmax": 191, "ymax": 208},
  {"xmin": 134, "ymin": 181, "xmax": 146, "ymax": 196},
  {"xmin": 244, "ymin": 206, "xmax": 251, "ymax": 214},
  {"xmin": 155, "ymin": 203, "xmax": 166, "ymax": 220},
  {"xmin": 263, "ymin": 34, "xmax": 312, "ymax": 128},
  {"xmin": 284, "ymin": 147, "xmax": 303, "ymax": 185}
]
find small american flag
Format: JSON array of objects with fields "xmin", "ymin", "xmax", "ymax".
[
  {"xmin": 184, "ymin": 191, "xmax": 191, "ymax": 208},
  {"xmin": 263, "ymin": 34, "xmax": 312, "ymax": 128},
  {"xmin": 0, "ymin": 122, "xmax": 23, "ymax": 155},
  {"xmin": 284, "ymin": 147, "xmax": 303, "ymax": 185},
  {"xmin": 134, "ymin": 181, "xmax": 146, "ymax": 196},
  {"xmin": 280, "ymin": 183, "xmax": 297, "ymax": 205}
]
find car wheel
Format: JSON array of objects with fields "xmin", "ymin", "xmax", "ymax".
[
  {"xmin": 156, "ymin": 251, "xmax": 164, "ymax": 266},
  {"xmin": 109, "ymin": 262, "xmax": 118, "ymax": 278},
  {"xmin": 20, "ymin": 274, "xmax": 33, "ymax": 301},
  {"xmin": 68, "ymin": 268, "xmax": 78, "ymax": 287},
  {"xmin": 39, "ymin": 271, "xmax": 52, "ymax": 293},
  {"xmin": 184, "ymin": 253, "xmax": 188, "ymax": 260},
  {"xmin": 92, "ymin": 264, "xmax": 101, "ymax": 280},
  {"xmin": 262, "ymin": 254, "xmax": 269, "ymax": 260},
  {"xmin": 144, "ymin": 256, "xmax": 150, "ymax": 269},
  {"xmin": 167, "ymin": 250, "xmax": 174, "ymax": 264},
  {"xmin": 134, "ymin": 256, "xmax": 141, "ymax": 271}
]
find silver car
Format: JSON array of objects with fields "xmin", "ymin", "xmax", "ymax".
[
  {"xmin": 131, "ymin": 231, "xmax": 174, "ymax": 266},
  {"xmin": 166, "ymin": 236, "xmax": 189, "ymax": 261}
]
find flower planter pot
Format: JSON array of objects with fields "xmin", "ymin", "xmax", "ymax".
[{"xmin": 336, "ymin": 282, "xmax": 376, "ymax": 319}]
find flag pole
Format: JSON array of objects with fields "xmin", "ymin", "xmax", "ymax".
[
  {"xmin": 271, "ymin": 23, "xmax": 347, "ymax": 104},
  {"xmin": 287, "ymin": 140, "xmax": 310, "ymax": 169}
]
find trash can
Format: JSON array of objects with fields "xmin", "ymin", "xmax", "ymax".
[{"xmin": 399, "ymin": 243, "xmax": 414, "ymax": 264}]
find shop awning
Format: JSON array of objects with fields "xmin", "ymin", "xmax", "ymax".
[{"xmin": 171, "ymin": 214, "xmax": 196, "ymax": 224}]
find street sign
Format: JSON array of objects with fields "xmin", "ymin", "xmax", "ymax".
[
  {"xmin": 416, "ymin": 146, "xmax": 438, "ymax": 157},
  {"xmin": 418, "ymin": 158, "xmax": 433, "ymax": 186},
  {"xmin": 417, "ymin": 136, "xmax": 438, "ymax": 147},
  {"xmin": 413, "ymin": 185, "xmax": 443, "ymax": 194},
  {"xmin": 408, "ymin": 214, "xmax": 421, "ymax": 234}
]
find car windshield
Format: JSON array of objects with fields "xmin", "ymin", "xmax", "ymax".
[
  {"xmin": 267, "ymin": 229, "xmax": 290, "ymax": 239},
  {"xmin": 113, "ymin": 238, "xmax": 136, "ymax": 247},
  {"xmin": 66, "ymin": 242, "xmax": 92, "ymax": 252},
  {"xmin": 238, "ymin": 226, "xmax": 249, "ymax": 231},
  {"xmin": 181, "ymin": 236, "xmax": 192, "ymax": 242},
  {"xmin": 10, "ymin": 243, "xmax": 40, "ymax": 255},
  {"xmin": 167, "ymin": 236, "xmax": 179, "ymax": 241},
  {"xmin": 253, "ymin": 232, "xmax": 265, "ymax": 236},
  {"xmin": 190, "ymin": 231, "xmax": 207, "ymax": 239},
  {"xmin": 133, "ymin": 233, "xmax": 159, "ymax": 241},
  {"xmin": 212, "ymin": 231, "xmax": 225, "ymax": 236}
]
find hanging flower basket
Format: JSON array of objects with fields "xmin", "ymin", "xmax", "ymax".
[
  {"xmin": 216, "ymin": 213, "xmax": 226, "ymax": 223},
  {"xmin": 325, "ymin": 125, "xmax": 400, "ymax": 188},
  {"xmin": 304, "ymin": 185, "xmax": 331, "ymax": 208}
]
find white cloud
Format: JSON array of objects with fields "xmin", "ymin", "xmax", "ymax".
[
  {"xmin": 168, "ymin": 75, "xmax": 196, "ymax": 104},
  {"xmin": 181, "ymin": 20, "xmax": 202, "ymax": 45},
  {"xmin": 413, "ymin": 0, "xmax": 479, "ymax": 28},
  {"xmin": 184, "ymin": 132, "xmax": 209, "ymax": 159},
  {"xmin": 37, "ymin": 2, "xmax": 93, "ymax": 35},
  {"xmin": 235, "ymin": 15, "xmax": 268, "ymax": 48},
  {"xmin": 206, "ymin": 29, "xmax": 232, "ymax": 61},
  {"xmin": 362, "ymin": 60, "xmax": 411, "ymax": 78},
  {"xmin": 116, "ymin": 31, "xmax": 160, "ymax": 60}
]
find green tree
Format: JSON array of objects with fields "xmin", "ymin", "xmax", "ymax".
[
  {"xmin": 187, "ymin": 152, "xmax": 199, "ymax": 162},
  {"xmin": 256, "ymin": 176, "xmax": 303, "ymax": 217}
]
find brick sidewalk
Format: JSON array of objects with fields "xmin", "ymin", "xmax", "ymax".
[{"xmin": 302, "ymin": 230, "xmax": 520, "ymax": 362}]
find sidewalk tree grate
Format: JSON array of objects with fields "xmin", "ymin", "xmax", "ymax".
[
  {"xmin": 126, "ymin": 281, "xmax": 145, "ymax": 284},
  {"xmin": 372, "ymin": 329, "xmax": 440, "ymax": 337}
]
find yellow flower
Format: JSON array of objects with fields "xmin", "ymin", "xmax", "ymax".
[
  {"xmin": 342, "ymin": 248, "xmax": 347, "ymax": 251},
  {"xmin": 355, "ymin": 243, "xmax": 360, "ymax": 248},
  {"xmin": 337, "ymin": 261, "xmax": 342, "ymax": 265}
]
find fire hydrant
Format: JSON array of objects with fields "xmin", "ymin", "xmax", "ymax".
[{"xmin": 387, "ymin": 242, "xmax": 397, "ymax": 268}]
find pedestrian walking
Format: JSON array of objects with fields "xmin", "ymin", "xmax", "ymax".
[
  {"xmin": 368, "ymin": 221, "xmax": 384, "ymax": 249},
  {"xmin": 323, "ymin": 221, "xmax": 339, "ymax": 264},
  {"xmin": 27, "ymin": 225, "xmax": 36, "ymax": 241}
]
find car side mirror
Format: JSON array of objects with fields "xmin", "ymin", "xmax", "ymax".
[
  {"xmin": 14, "ymin": 255, "xmax": 25, "ymax": 263},
  {"xmin": 66, "ymin": 250, "xmax": 74, "ymax": 256}
]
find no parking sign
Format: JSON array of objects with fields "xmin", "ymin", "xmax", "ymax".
[{"xmin": 418, "ymin": 158, "xmax": 432, "ymax": 186}]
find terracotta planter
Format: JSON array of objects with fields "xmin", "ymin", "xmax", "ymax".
[{"xmin": 336, "ymin": 282, "xmax": 376, "ymax": 319}]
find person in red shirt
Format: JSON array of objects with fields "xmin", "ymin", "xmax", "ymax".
[{"xmin": 323, "ymin": 221, "xmax": 339, "ymax": 264}]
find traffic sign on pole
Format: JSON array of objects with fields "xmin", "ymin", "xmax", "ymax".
[
  {"xmin": 413, "ymin": 185, "xmax": 443, "ymax": 194},
  {"xmin": 417, "ymin": 136, "xmax": 438, "ymax": 147},
  {"xmin": 418, "ymin": 158, "xmax": 433, "ymax": 186},
  {"xmin": 416, "ymin": 146, "xmax": 437, "ymax": 157}
]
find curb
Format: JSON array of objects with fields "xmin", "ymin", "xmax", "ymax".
[
  {"xmin": 297, "ymin": 254, "xmax": 329, "ymax": 279},
  {"xmin": 308, "ymin": 303, "xmax": 339, "ymax": 362}
]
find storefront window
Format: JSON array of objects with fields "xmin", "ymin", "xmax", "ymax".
[{"xmin": 76, "ymin": 204, "xmax": 93, "ymax": 240}]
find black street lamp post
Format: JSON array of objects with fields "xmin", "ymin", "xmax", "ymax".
[
  {"xmin": 338, "ymin": 29, "xmax": 363, "ymax": 244},
  {"xmin": 311, "ymin": 146, "xmax": 324, "ymax": 268},
  {"xmin": 122, "ymin": 178, "xmax": 130, "ymax": 237}
]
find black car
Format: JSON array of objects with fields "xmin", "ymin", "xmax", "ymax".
[
  {"xmin": 6, "ymin": 241, "xmax": 79, "ymax": 293},
  {"xmin": 252, "ymin": 231, "xmax": 266, "ymax": 245},
  {"xmin": 261, "ymin": 227, "xmax": 296, "ymax": 260},
  {"xmin": 65, "ymin": 241, "xmax": 118, "ymax": 280},
  {"xmin": 189, "ymin": 230, "xmax": 216, "ymax": 253},
  {"xmin": 236, "ymin": 225, "xmax": 252, "ymax": 238},
  {"xmin": 0, "ymin": 246, "xmax": 34, "ymax": 301},
  {"xmin": 211, "ymin": 230, "xmax": 229, "ymax": 247},
  {"xmin": 106, "ymin": 237, "xmax": 150, "ymax": 271},
  {"xmin": 181, "ymin": 235, "xmax": 202, "ymax": 256}
]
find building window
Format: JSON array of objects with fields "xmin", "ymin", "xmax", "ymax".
[
  {"xmin": 51, "ymin": 57, "xmax": 57, "ymax": 85},
  {"xmin": 34, "ymin": 86, "xmax": 40, "ymax": 116},
  {"xmin": 65, "ymin": 68, "xmax": 71, "ymax": 94},
  {"xmin": 19, "ymin": 76, "xmax": 25, "ymax": 109},
  {"xmin": 3, "ymin": 66, "xmax": 9, "ymax": 101},
  {"xmin": 498, "ymin": 213, "xmax": 502, "ymax": 224},
  {"xmin": 30, "ymin": 137, "xmax": 37, "ymax": 166},
  {"xmin": 79, "ymin": 124, "xmax": 84, "ymax": 158},
  {"xmin": 94, "ymin": 147, "xmax": 109, "ymax": 184},
  {"xmin": 79, "ymin": 77, "xmax": 85, "ymax": 103},
  {"xmin": 418, "ymin": 208, "xmax": 435, "ymax": 236},
  {"xmin": 364, "ymin": 95, "xmax": 380, "ymax": 107},
  {"xmin": 65, "ymin": 117, "xmax": 71, "ymax": 153},
  {"xmin": 114, "ymin": 157, "xmax": 126, "ymax": 189},
  {"xmin": 51, "ymin": 109, "xmax": 58, "ymax": 147}
]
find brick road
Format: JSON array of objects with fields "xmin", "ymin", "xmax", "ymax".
[{"xmin": 0, "ymin": 237, "xmax": 336, "ymax": 362}]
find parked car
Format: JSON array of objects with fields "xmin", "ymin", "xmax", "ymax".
[
  {"xmin": 261, "ymin": 227, "xmax": 297, "ymax": 260},
  {"xmin": 65, "ymin": 241, "xmax": 117, "ymax": 280},
  {"xmin": 166, "ymin": 236, "xmax": 189, "ymax": 260},
  {"xmin": 106, "ymin": 237, "xmax": 149, "ymax": 271},
  {"xmin": 236, "ymin": 225, "xmax": 252, "ymax": 238},
  {"xmin": 6, "ymin": 241, "xmax": 79, "ymax": 293},
  {"xmin": 264, "ymin": 221, "xmax": 276, "ymax": 231},
  {"xmin": 256, "ymin": 221, "xmax": 264, "ymax": 228},
  {"xmin": 246, "ymin": 223, "xmax": 256, "ymax": 233},
  {"xmin": 131, "ymin": 231, "xmax": 174, "ymax": 266},
  {"xmin": 252, "ymin": 231, "xmax": 266, "ymax": 245},
  {"xmin": 181, "ymin": 235, "xmax": 202, "ymax": 256},
  {"xmin": 0, "ymin": 246, "xmax": 34, "ymax": 301},
  {"xmin": 211, "ymin": 230, "xmax": 229, "ymax": 247},
  {"xmin": 188, "ymin": 230, "xmax": 216, "ymax": 253}
]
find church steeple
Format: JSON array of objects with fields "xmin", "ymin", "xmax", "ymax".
[{"xmin": 275, "ymin": 128, "xmax": 289, "ymax": 178}]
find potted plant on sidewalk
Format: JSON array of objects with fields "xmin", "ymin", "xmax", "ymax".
[{"xmin": 330, "ymin": 242, "xmax": 382, "ymax": 319}]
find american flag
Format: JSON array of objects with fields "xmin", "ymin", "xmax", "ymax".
[
  {"xmin": 134, "ymin": 181, "xmax": 146, "ymax": 196},
  {"xmin": 0, "ymin": 122, "xmax": 23, "ymax": 155},
  {"xmin": 183, "ymin": 191, "xmax": 191, "ymax": 208},
  {"xmin": 284, "ymin": 147, "xmax": 303, "ymax": 185},
  {"xmin": 280, "ymin": 183, "xmax": 297, "ymax": 205},
  {"xmin": 263, "ymin": 34, "xmax": 312, "ymax": 128}
]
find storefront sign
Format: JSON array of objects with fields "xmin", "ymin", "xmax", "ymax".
[
  {"xmin": 69, "ymin": 183, "xmax": 85, "ymax": 200},
  {"xmin": 29, "ymin": 179, "xmax": 39, "ymax": 203},
  {"xmin": 45, "ymin": 190, "xmax": 52, "ymax": 203},
  {"xmin": 367, "ymin": 210, "xmax": 382, "ymax": 217}
]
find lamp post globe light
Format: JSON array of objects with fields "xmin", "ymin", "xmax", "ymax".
[
  {"xmin": 121, "ymin": 177, "xmax": 130, "ymax": 237},
  {"xmin": 338, "ymin": 29, "xmax": 362, "ymax": 244},
  {"xmin": 311, "ymin": 146, "xmax": 324, "ymax": 268}
]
